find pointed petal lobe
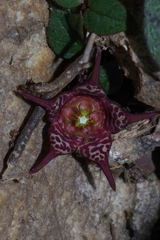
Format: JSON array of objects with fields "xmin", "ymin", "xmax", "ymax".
[
  {"xmin": 30, "ymin": 121, "xmax": 78, "ymax": 174},
  {"xmin": 79, "ymin": 130, "xmax": 116, "ymax": 191},
  {"xmin": 88, "ymin": 49, "xmax": 102, "ymax": 86},
  {"xmin": 127, "ymin": 111, "xmax": 159, "ymax": 124},
  {"xmin": 106, "ymin": 98, "xmax": 159, "ymax": 134},
  {"xmin": 29, "ymin": 149, "xmax": 60, "ymax": 174},
  {"xmin": 19, "ymin": 90, "xmax": 52, "ymax": 109},
  {"xmin": 73, "ymin": 50, "xmax": 106, "ymax": 99},
  {"xmin": 97, "ymin": 160, "xmax": 116, "ymax": 191}
]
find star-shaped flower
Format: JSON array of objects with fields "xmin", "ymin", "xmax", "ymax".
[{"xmin": 19, "ymin": 50, "xmax": 158, "ymax": 191}]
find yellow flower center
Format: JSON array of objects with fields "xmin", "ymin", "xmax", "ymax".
[
  {"xmin": 75, "ymin": 111, "xmax": 89, "ymax": 127},
  {"xmin": 59, "ymin": 96, "xmax": 105, "ymax": 138}
]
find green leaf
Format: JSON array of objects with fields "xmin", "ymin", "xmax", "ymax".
[
  {"xmin": 99, "ymin": 60, "xmax": 123, "ymax": 94},
  {"xmin": 53, "ymin": 0, "xmax": 82, "ymax": 8},
  {"xmin": 68, "ymin": 13, "xmax": 84, "ymax": 40},
  {"xmin": 88, "ymin": 0, "xmax": 124, "ymax": 15},
  {"xmin": 48, "ymin": 0, "xmax": 64, "ymax": 10},
  {"xmin": 48, "ymin": 0, "xmax": 72, "ymax": 13},
  {"xmin": 83, "ymin": 0, "xmax": 126, "ymax": 35},
  {"xmin": 48, "ymin": 11, "xmax": 84, "ymax": 59},
  {"xmin": 143, "ymin": 0, "xmax": 160, "ymax": 67}
]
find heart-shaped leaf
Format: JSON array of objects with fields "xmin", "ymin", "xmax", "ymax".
[
  {"xmin": 48, "ymin": 11, "xmax": 84, "ymax": 58},
  {"xmin": 83, "ymin": 0, "xmax": 126, "ymax": 35},
  {"xmin": 53, "ymin": 0, "xmax": 82, "ymax": 8},
  {"xmin": 68, "ymin": 13, "xmax": 84, "ymax": 40}
]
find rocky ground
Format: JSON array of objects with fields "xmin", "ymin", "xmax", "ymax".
[{"xmin": 0, "ymin": 1, "xmax": 160, "ymax": 239}]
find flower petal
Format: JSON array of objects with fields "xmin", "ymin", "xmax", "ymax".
[
  {"xmin": 79, "ymin": 130, "xmax": 116, "ymax": 191},
  {"xmin": 73, "ymin": 51, "xmax": 106, "ymax": 99},
  {"xmin": 105, "ymin": 98, "xmax": 159, "ymax": 134},
  {"xmin": 50, "ymin": 122, "xmax": 77, "ymax": 153},
  {"xmin": 19, "ymin": 90, "xmax": 52, "ymax": 109},
  {"xmin": 29, "ymin": 149, "xmax": 60, "ymax": 174},
  {"xmin": 105, "ymin": 99, "xmax": 128, "ymax": 133},
  {"xmin": 30, "ymin": 121, "xmax": 77, "ymax": 174}
]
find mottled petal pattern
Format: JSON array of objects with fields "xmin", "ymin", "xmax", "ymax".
[
  {"xmin": 19, "ymin": 90, "xmax": 73, "ymax": 122},
  {"xmin": 78, "ymin": 130, "xmax": 115, "ymax": 190},
  {"xmin": 73, "ymin": 50, "xmax": 106, "ymax": 99},
  {"xmin": 20, "ymin": 49, "xmax": 159, "ymax": 191},
  {"xmin": 105, "ymin": 98, "xmax": 159, "ymax": 134}
]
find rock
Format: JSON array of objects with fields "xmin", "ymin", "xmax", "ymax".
[{"xmin": 0, "ymin": 1, "xmax": 160, "ymax": 239}]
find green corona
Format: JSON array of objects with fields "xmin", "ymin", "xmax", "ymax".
[{"xmin": 75, "ymin": 111, "xmax": 90, "ymax": 128}]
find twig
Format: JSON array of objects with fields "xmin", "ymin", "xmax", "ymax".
[
  {"xmin": 79, "ymin": 33, "xmax": 97, "ymax": 64},
  {"xmin": 8, "ymin": 106, "xmax": 45, "ymax": 164},
  {"xmin": 30, "ymin": 55, "xmax": 90, "ymax": 94},
  {"xmin": 28, "ymin": 32, "xmax": 96, "ymax": 94}
]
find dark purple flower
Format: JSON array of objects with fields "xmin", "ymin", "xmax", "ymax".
[{"xmin": 19, "ymin": 50, "xmax": 158, "ymax": 191}]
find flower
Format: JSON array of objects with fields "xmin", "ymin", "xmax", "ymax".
[{"xmin": 19, "ymin": 50, "xmax": 159, "ymax": 191}]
